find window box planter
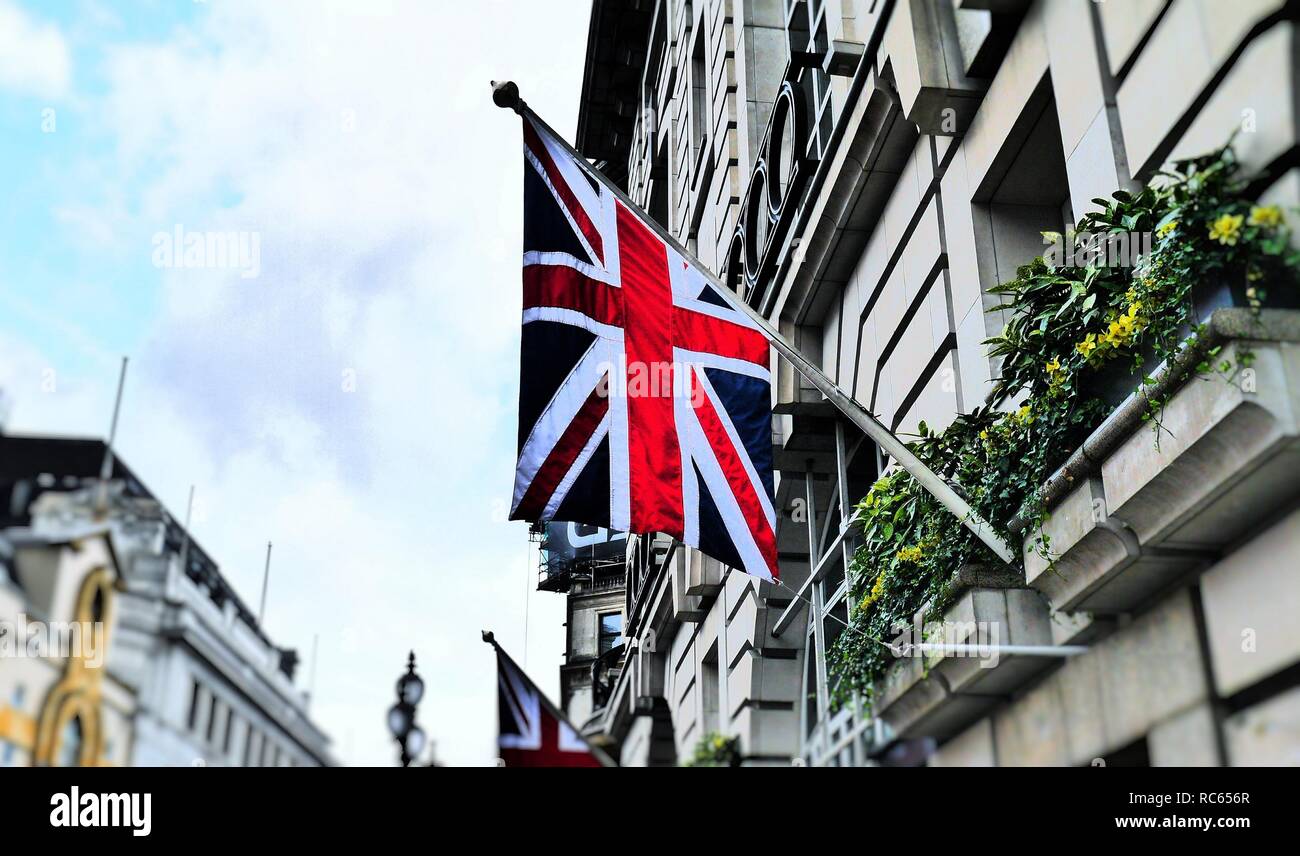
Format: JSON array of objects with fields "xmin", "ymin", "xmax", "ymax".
[
  {"xmin": 1019, "ymin": 308, "xmax": 1300, "ymax": 615},
  {"xmin": 1085, "ymin": 281, "xmax": 1300, "ymax": 410},
  {"xmin": 870, "ymin": 565, "xmax": 1055, "ymax": 741}
]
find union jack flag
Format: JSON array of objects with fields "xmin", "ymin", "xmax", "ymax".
[
  {"xmin": 509, "ymin": 115, "xmax": 778, "ymax": 581},
  {"xmin": 494, "ymin": 639, "xmax": 606, "ymax": 767}
]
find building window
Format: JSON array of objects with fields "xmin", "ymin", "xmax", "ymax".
[
  {"xmin": 223, "ymin": 710, "xmax": 236, "ymax": 755},
  {"xmin": 971, "ymin": 80, "xmax": 1072, "ymax": 347},
  {"xmin": 243, "ymin": 725, "xmax": 258, "ymax": 767},
  {"xmin": 790, "ymin": 0, "xmax": 836, "ymax": 160},
  {"xmin": 56, "ymin": 715, "xmax": 83, "ymax": 767},
  {"xmin": 798, "ymin": 421, "xmax": 879, "ymax": 766},
  {"xmin": 690, "ymin": 26, "xmax": 707, "ymax": 167},
  {"xmin": 90, "ymin": 584, "xmax": 105, "ymax": 623},
  {"xmin": 206, "ymin": 692, "xmax": 220, "ymax": 744},
  {"xmin": 649, "ymin": 145, "xmax": 669, "ymax": 228},
  {"xmin": 187, "ymin": 679, "xmax": 201, "ymax": 731},
  {"xmin": 701, "ymin": 642, "xmax": 720, "ymax": 735},
  {"xmin": 598, "ymin": 612, "xmax": 622, "ymax": 655},
  {"xmin": 1102, "ymin": 738, "xmax": 1151, "ymax": 767}
]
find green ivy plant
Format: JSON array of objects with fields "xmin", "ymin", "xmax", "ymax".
[
  {"xmin": 683, "ymin": 732, "xmax": 741, "ymax": 767},
  {"xmin": 827, "ymin": 143, "xmax": 1300, "ymax": 711}
]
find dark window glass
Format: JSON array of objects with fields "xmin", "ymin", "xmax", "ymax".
[
  {"xmin": 187, "ymin": 680, "xmax": 201, "ymax": 731},
  {"xmin": 57, "ymin": 716, "xmax": 83, "ymax": 767},
  {"xmin": 223, "ymin": 710, "xmax": 236, "ymax": 755},
  {"xmin": 598, "ymin": 613, "xmax": 622, "ymax": 654},
  {"xmin": 90, "ymin": 585, "xmax": 105, "ymax": 623},
  {"xmin": 206, "ymin": 693, "xmax": 220, "ymax": 743},
  {"xmin": 690, "ymin": 29, "xmax": 707, "ymax": 159},
  {"xmin": 243, "ymin": 726, "xmax": 257, "ymax": 767}
]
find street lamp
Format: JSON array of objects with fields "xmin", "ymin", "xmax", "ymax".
[{"xmin": 387, "ymin": 651, "xmax": 426, "ymax": 767}]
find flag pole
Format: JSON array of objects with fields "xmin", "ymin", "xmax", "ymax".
[
  {"xmin": 490, "ymin": 81, "xmax": 1018, "ymax": 566},
  {"xmin": 178, "ymin": 484, "xmax": 195, "ymax": 575},
  {"xmin": 95, "ymin": 356, "xmax": 129, "ymax": 518},
  {"xmin": 258, "ymin": 541, "xmax": 272, "ymax": 625}
]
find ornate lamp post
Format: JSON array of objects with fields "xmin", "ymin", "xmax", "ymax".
[{"xmin": 386, "ymin": 651, "xmax": 426, "ymax": 767}]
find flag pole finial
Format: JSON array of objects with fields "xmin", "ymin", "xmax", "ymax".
[
  {"xmin": 481, "ymin": 630, "xmax": 496, "ymax": 646},
  {"xmin": 490, "ymin": 80, "xmax": 522, "ymax": 113}
]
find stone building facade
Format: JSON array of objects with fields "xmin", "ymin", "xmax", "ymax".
[
  {"xmin": 572, "ymin": 0, "xmax": 1300, "ymax": 766},
  {"xmin": 0, "ymin": 436, "xmax": 334, "ymax": 767}
]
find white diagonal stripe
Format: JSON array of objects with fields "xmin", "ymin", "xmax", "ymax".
[
  {"xmin": 511, "ymin": 342, "xmax": 608, "ymax": 515},
  {"xmin": 679, "ymin": 402, "xmax": 773, "ymax": 582},
  {"xmin": 521, "ymin": 307, "xmax": 625, "ymax": 342},
  {"xmin": 689, "ymin": 366, "xmax": 776, "ymax": 528},
  {"xmin": 541, "ymin": 412, "xmax": 611, "ymax": 521}
]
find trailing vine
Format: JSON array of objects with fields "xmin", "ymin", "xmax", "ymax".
[{"xmin": 827, "ymin": 143, "xmax": 1300, "ymax": 710}]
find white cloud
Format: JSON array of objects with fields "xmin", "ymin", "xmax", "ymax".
[
  {"xmin": 0, "ymin": 1, "xmax": 71, "ymax": 98},
  {"xmin": 2, "ymin": 0, "xmax": 593, "ymax": 765}
]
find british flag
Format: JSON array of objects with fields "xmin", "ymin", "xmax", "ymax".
[
  {"xmin": 509, "ymin": 115, "xmax": 778, "ymax": 582},
  {"xmin": 494, "ymin": 640, "xmax": 606, "ymax": 767}
]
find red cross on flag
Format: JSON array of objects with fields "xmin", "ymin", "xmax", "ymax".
[{"xmin": 508, "ymin": 114, "xmax": 779, "ymax": 581}]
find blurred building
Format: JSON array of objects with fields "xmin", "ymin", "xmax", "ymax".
[
  {"xmin": 0, "ymin": 527, "xmax": 134, "ymax": 766},
  {"xmin": 0, "ymin": 435, "xmax": 333, "ymax": 766},
  {"xmin": 568, "ymin": 0, "xmax": 1300, "ymax": 766},
  {"xmin": 535, "ymin": 522, "xmax": 627, "ymax": 732}
]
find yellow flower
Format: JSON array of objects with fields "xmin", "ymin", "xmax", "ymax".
[
  {"xmin": 1076, "ymin": 333, "xmax": 1098, "ymax": 358},
  {"xmin": 1209, "ymin": 213, "xmax": 1244, "ymax": 246},
  {"xmin": 1246, "ymin": 287, "xmax": 1257, "ymax": 300},
  {"xmin": 859, "ymin": 572, "xmax": 889, "ymax": 610},
  {"xmin": 1101, "ymin": 310, "xmax": 1141, "ymax": 347},
  {"xmin": 1156, "ymin": 221, "xmax": 1178, "ymax": 239},
  {"xmin": 1127, "ymin": 301, "xmax": 1142, "ymax": 317},
  {"xmin": 1045, "ymin": 357, "xmax": 1061, "ymax": 375},
  {"xmin": 896, "ymin": 545, "xmax": 924, "ymax": 564},
  {"xmin": 979, "ymin": 429, "xmax": 989, "ymax": 441},
  {"xmin": 1249, "ymin": 205, "xmax": 1283, "ymax": 228}
]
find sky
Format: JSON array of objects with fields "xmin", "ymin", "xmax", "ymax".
[{"xmin": 0, "ymin": 0, "xmax": 591, "ymax": 766}]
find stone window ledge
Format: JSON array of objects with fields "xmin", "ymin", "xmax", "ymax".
[
  {"xmin": 871, "ymin": 565, "xmax": 1055, "ymax": 741},
  {"xmin": 1019, "ymin": 309, "xmax": 1300, "ymax": 617},
  {"xmin": 870, "ymin": 309, "xmax": 1300, "ymax": 741}
]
